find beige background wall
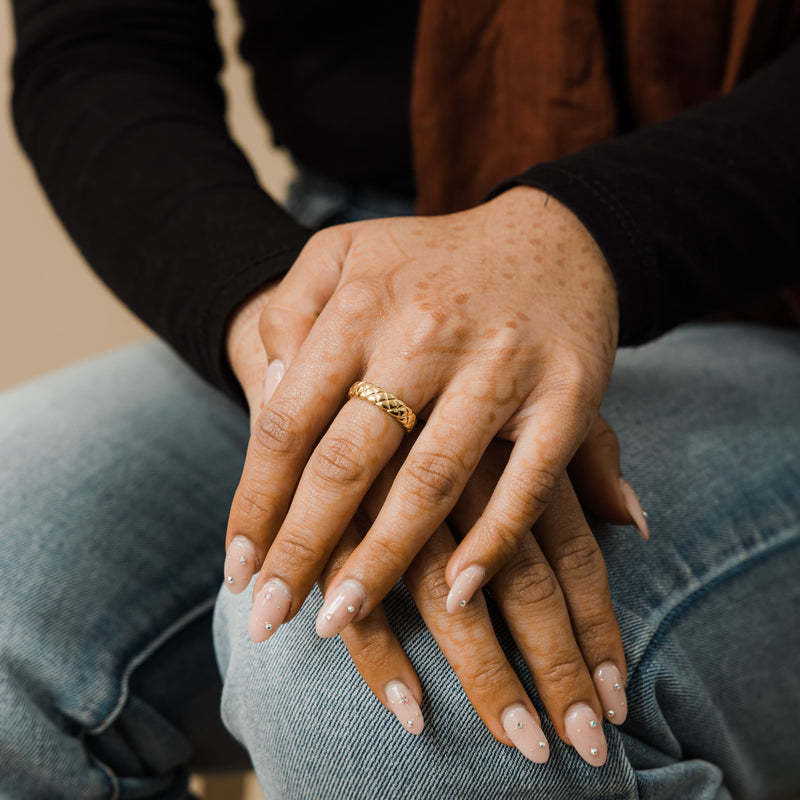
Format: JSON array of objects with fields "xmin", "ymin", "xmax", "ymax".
[{"xmin": 0, "ymin": 0, "xmax": 294, "ymax": 392}]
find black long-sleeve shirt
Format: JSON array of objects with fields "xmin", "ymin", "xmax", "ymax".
[{"xmin": 10, "ymin": 0, "xmax": 800, "ymax": 401}]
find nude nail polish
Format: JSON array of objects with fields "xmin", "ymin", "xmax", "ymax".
[
  {"xmin": 446, "ymin": 565, "xmax": 486, "ymax": 613},
  {"xmin": 386, "ymin": 681, "xmax": 424, "ymax": 735},
  {"xmin": 619, "ymin": 479, "xmax": 650, "ymax": 540},
  {"xmin": 564, "ymin": 703, "xmax": 607, "ymax": 767},
  {"xmin": 263, "ymin": 359, "xmax": 285, "ymax": 405},
  {"xmin": 248, "ymin": 578, "xmax": 291, "ymax": 642},
  {"xmin": 501, "ymin": 705, "xmax": 549, "ymax": 763},
  {"xmin": 315, "ymin": 579, "xmax": 365, "ymax": 637},
  {"xmin": 594, "ymin": 662, "xmax": 628, "ymax": 724},
  {"xmin": 224, "ymin": 536, "xmax": 258, "ymax": 594}
]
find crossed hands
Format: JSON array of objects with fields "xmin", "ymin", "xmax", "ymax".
[{"xmin": 224, "ymin": 186, "xmax": 649, "ymax": 766}]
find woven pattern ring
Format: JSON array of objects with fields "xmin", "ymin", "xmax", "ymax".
[{"xmin": 347, "ymin": 381, "xmax": 417, "ymax": 433}]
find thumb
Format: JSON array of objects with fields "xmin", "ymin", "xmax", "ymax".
[
  {"xmin": 569, "ymin": 415, "xmax": 650, "ymax": 540},
  {"xmin": 258, "ymin": 226, "xmax": 351, "ymax": 406}
]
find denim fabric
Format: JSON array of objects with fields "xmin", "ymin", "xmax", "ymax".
[
  {"xmin": 2, "ymin": 324, "xmax": 797, "ymax": 800},
  {"xmin": 213, "ymin": 323, "xmax": 800, "ymax": 800}
]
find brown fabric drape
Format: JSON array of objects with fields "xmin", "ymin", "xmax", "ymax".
[{"xmin": 412, "ymin": 0, "xmax": 800, "ymax": 215}]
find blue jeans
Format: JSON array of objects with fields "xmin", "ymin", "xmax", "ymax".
[{"xmin": 0, "ymin": 187, "xmax": 799, "ymax": 799}]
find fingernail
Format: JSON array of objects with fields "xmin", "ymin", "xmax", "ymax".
[
  {"xmin": 619, "ymin": 479, "xmax": 649, "ymax": 540},
  {"xmin": 446, "ymin": 565, "xmax": 486, "ymax": 613},
  {"xmin": 315, "ymin": 579, "xmax": 365, "ymax": 637},
  {"xmin": 248, "ymin": 579, "xmax": 291, "ymax": 642},
  {"xmin": 564, "ymin": 703, "xmax": 607, "ymax": 766},
  {"xmin": 263, "ymin": 359, "xmax": 285, "ymax": 405},
  {"xmin": 224, "ymin": 536, "xmax": 258, "ymax": 594},
  {"xmin": 594, "ymin": 662, "xmax": 628, "ymax": 725},
  {"xmin": 386, "ymin": 681, "xmax": 424, "ymax": 735},
  {"xmin": 501, "ymin": 705, "xmax": 549, "ymax": 763}
]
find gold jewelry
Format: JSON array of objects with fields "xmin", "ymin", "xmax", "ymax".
[{"xmin": 347, "ymin": 381, "xmax": 417, "ymax": 433}]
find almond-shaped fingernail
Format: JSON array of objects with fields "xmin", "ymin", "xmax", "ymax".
[
  {"xmin": 501, "ymin": 705, "xmax": 549, "ymax": 763},
  {"xmin": 315, "ymin": 579, "xmax": 365, "ymax": 637},
  {"xmin": 619, "ymin": 479, "xmax": 649, "ymax": 540},
  {"xmin": 446, "ymin": 565, "xmax": 486, "ymax": 613},
  {"xmin": 248, "ymin": 578, "xmax": 291, "ymax": 642},
  {"xmin": 594, "ymin": 662, "xmax": 628, "ymax": 725},
  {"xmin": 263, "ymin": 359, "xmax": 285, "ymax": 405},
  {"xmin": 386, "ymin": 681, "xmax": 424, "ymax": 735},
  {"xmin": 224, "ymin": 536, "xmax": 259, "ymax": 594},
  {"xmin": 564, "ymin": 703, "xmax": 607, "ymax": 767}
]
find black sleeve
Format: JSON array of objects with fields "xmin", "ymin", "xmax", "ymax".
[
  {"xmin": 492, "ymin": 39, "xmax": 800, "ymax": 346},
  {"xmin": 10, "ymin": 0, "xmax": 312, "ymax": 401}
]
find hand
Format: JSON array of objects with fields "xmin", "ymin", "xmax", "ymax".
[
  {"xmin": 226, "ymin": 186, "xmax": 619, "ymax": 637},
  {"xmin": 223, "ymin": 221, "xmax": 646, "ymax": 768},
  {"xmin": 239, "ymin": 430, "xmax": 638, "ymax": 767}
]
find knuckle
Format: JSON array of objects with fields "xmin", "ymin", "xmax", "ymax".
[
  {"xmin": 416, "ymin": 562, "xmax": 451, "ymax": 605},
  {"xmin": 403, "ymin": 449, "xmax": 466, "ymax": 509},
  {"xmin": 232, "ymin": 483, "xmax": 274, "ymax": 525},
  {"xmin": 539, "ymin": 655, "xmax": 585, "ymax": 689},
  {"xmin": 253, "ymin": 403, "xmax": 302, "ymax": 456},
  {"xmin": 460, "ymin": 657, "xmax": 510, "ymax": 696},
  {"xmin": 343, "ymin": 625, "xmax": 395, "ymax": 672},
  {"xmin": 483, "ymin": 516, "xmax": 524, "ymax": 563},
  {"xmin": 505, "ymin": 556, "xmax": 562, "ymax": 606},
  {"xmin": 573, "ymin": 612, "xmax": 618, "ymax": 653},
  {"xmin": 329, "ymin": 279, "xmax": 381, "ymax": 322},
  {"xmin": 551, "ymin": 534, "xmax": 604, "ymax": 583},
  {"xmin": 312, "ymin": 434, "xmax": 369, "ymax": 490},
  {"xmin": 274, "ymin": 530, "xmax": 325, "ymax": 571}
]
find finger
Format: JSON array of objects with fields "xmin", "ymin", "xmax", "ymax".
[
  {"xmin": 445, "ymin": 390, "xmax": 594, "ymax": 605},
  {"xmin": 449, "ymin": 449, "xmax": 610, "ymax": 766},
  {"xmin": 312, "ymin": 367, "xmax": 512, "ymax": 635},
  {"xmin": 570, "ymin": 415, "xmax": 649, "ymax": 539},
  {"xmin": 534, "ymin": 478, "xmax": 628, "ymax": 726},
  {"xmin": 258, "ymin": 227, "xmax": 351, "ymax": 404},
  {"xmin": 401, "ymin": 524, "xmax": 551, "ymax": 763},
  {"xmin": 224, "ymin": 279, "xmax": 378, "ymax": 593}
]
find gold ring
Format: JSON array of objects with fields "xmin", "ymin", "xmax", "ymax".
[{"xmin": 347, "ymin": 381, "xmax": 417, "ymax": 433}]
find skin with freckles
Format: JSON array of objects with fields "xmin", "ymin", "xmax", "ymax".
[
  {"xmin": 225, "ymin": 186, "xmax": 620, "ymax": 647},
  {"xmin": 225, "ymin": 271, "xmax": 646, "ymax": 767}
]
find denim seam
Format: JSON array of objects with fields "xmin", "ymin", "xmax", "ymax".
[
  {"xmin": 87, "ymin": 595, "xmax": 217, "ymax": 736},
  {"xmin": 627, "ymin": 525, "xmax": 800, "ymax": 684}
]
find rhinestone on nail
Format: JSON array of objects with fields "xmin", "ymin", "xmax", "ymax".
[
  {"xmin": 642, "ymin": 511, "xmax": 648, "ymax": 518},
  {"xmin": 538, "ymin": 741, "xmax": 546, "ymax": 749},
  {"xmin": 459, "ymin": 599, "xmax": 467, "ymax": 607},
  {"xmin": 325, "ymin": 612, "xmax": 332, "ymax": 621},
  {"xmin": 515, "ymin": 720, "xmax": 523, "ymax": 729},
  {"xmin": 613, "ymin": 682, "xmax": 622, "ymax": 690},
  {"xmin": 239, "ymin": 555, "xmax": 247, "ymax": 565},
  {"xmin": 265, "ymin": 622, "xmax": 272, "ymax": 630},
  {"xmin": 590, "ymin": 747, "xmax": 598, "ymax": 756},
  {"xmin": 590, "ymin": 720, "xmax": 597, "ymax": 728},
  {"xmin": 347, "ymin": 604, "xmax": 355, "ymax": 613},
  {"xmin": 226, "ymin": 576, "xmax": 234, "ymax": 584},
  {"xmin": 406, "ymin": 720, "xmax": 414, "ymax": 728},
  {"xmin": 607, "ymin": 709, "xmax": 616, "ymax": 718},
  {"xmin": 265, "ymin": 592, "xmax": 272, "ymax": 600}
]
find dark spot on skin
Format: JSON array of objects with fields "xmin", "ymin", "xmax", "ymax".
[
  {"xmin": 505, "ymin": 320, "xmax": 518, "ymax": 329},
  {"xmin": 558, "ymin": 279, "xmax": 566, "ymax": 287},
  {"xmin": 454, "ymin": 293, "xmax": 471, "ymax": 304},
  {"xmin": 454, "ymin": 327, "xmax": 468, "ymax": 342},
  {"xmin": 487, "ymin": 411, "xmax": 497, "ymax": 424},
  {"xmin": 502, "ymin": 272, "xmax": 513, "ymax": 280},
  {"xmin": 516, "ymin": 311, "xmax": 531, "ymax": 322},
  {"xmin": 327, "ymin": 373, "xmax": 341, "ymax": 385},
  {"xmin": 534, "ymin": 274, "xmax": 544, "ymax": 283},
  {"xmin": 505, "ymin": 254, "xmax": 519, "ymax": 266},
  {"xmin": 431, "ymin": 309, "xmax": 446, "ymax": 323},
  {"xmin": 586, "ymin": 310, "xmax": 595, "ymax": 321},
  {"xmin": 556, "ymin": 258, "xmax": 566, "ymax": 268},
  {"xmin": 506, "ymin": 222, "xmax": 516, "ymax": 229},
  {"xmin": 486, "ymin": 328, "xmax": 498, "ymax": 338},
  {"xmin": 556, "ymin": 242, "xmax": 567, "ymax": 253},
  {"xmin": 569, "ymin": 322, "xmax": 580, "ymax": 333},
  {"xmin": 534, "ymin": 254, "xmax": 544, "ymax": 264},
  {"xmin": 577, "ymin": 262, "xmax": 587, "ymax": 272},
  {"xmin": 425, "ymin": 240, "xmax": 438, "ymax": 248},
  {"xmin": 581, "ymin": 280, "xmax": 591, "ymax": 290},
  {"xmin": 416, "ymin": 281, "xmax": 429, "ymax": 290},
  {"xmin": 528, "ymin": 237, "xmax": 542, "ymax": 247},
  {"xmin": 445, "ymin": 244, "xmax": 457, "ymax": 252},
  {"xmin": 427, "ymin": 272, "xmax": 436, "ymax": 279},
  {"xmin": 453, "ymin": 224, "xmax": 467, "ymax": 232}
]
